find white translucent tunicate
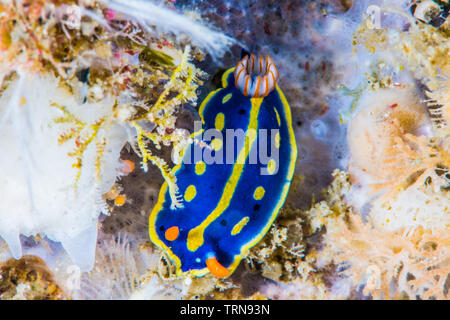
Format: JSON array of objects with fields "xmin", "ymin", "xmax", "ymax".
[{"xmin": 0, "ymin": 73, "xmax": 128, "ymax": 271}]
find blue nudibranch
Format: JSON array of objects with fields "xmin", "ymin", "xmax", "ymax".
[{"xmin": 149, "ymin": 54, "xmax": 297, "ymax": 277}]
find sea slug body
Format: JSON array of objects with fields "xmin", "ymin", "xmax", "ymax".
[{"xmin": 149, "ymin": 54, "xmax": 297, "ymax": 277}]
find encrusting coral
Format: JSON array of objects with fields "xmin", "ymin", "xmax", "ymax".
[
  {"xmin": 346, "ymin": 85, "xmax": 449, "ymax": 225},
  {"xmin": 345, "ymin": 2, "xmax": 449, "ymax": 234},
  {"xmin": 0, "ymin": 255, "xmax": 64, "ymax": 300},
  {"xmin": 315, "ymin": 176, "xmax": 450, "ymax": 300},
  {"xmin": 347, "ymin": 86, "xmax": 432, "ymax": 189},
  {"xmin": 351, "ymin": 0, "xmax": 450, "ymax": 134},
  {"xmin": 276, "ymin": 170, "xmax": 449, "ymax": 300}
]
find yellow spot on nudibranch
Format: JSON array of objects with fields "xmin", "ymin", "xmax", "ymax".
[
  {"xmin": 195, "ymin": 161, "xmax": 206, "ymax": 175},
  {"xmin": 253, "ymin": 186, "xmax": 265, "ymax": 200},
  {"xmin": 275, "ymin": 132, "xmax": 280, "ymax": 148},
  {"xmin": 231, "ymin": 216, "xmax": 250, "ymax": 235},
  {"xmin": 222, "ymin": 93, "xmax": 232, "ymax": 104},
  {"xmin": 215, "ymin": 113, "xmax": 225, "ymax": 131},
  {"xmin": 184, "ymin": 185, "xmax": 197, "ymax": 202},
  {"xmin": 267, "ymin": 159, "xmax": 277, "ymax": 175},
  {"xmin": 274, "ymin": 107, "xmax": 281, "ymax": 127},
  {"xmin": 211, "ymin": 138, "xmax": 223, "ymax": 151}
]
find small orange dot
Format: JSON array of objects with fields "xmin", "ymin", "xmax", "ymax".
[
  {"xmin": 114, "ymin": 195, "xmax": 126, "ymax": 206},
  {"xmin": 119, "ymin": 159, "xmax": 135, "ymax": 176},
  {"xmin": 165, "ymin": 226, "xmax": 179, "ymax": 241}
]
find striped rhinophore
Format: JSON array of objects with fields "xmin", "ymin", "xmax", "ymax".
[{"xmin": 234, "ymin": 54, "xmax": 279, "ymax": 98}]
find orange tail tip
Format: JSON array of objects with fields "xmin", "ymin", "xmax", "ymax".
[{"xmin": 206, "ymin": 257, "xmax": 230, "ymax": 278}]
